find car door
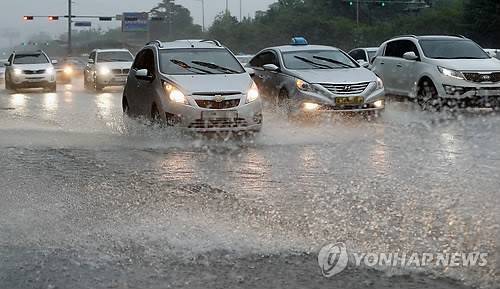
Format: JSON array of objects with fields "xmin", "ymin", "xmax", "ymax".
[
  {"xmin": 128, "ymin": 49, "xmax": 156, "ymax": 115},
  {"xmin": 85, "ymin": 52, "xmax": 96, "ymax": 83},
  {"xmin": 393, "ymin": 40, "xmax": 421, "ymax": 96},
  {"xmin": 249, "ymin": 50, "xmax": 281, "ymax": 98},
  {"xmin": 373, "ymin": 40, "xmax": 405, "ymax": 95}
]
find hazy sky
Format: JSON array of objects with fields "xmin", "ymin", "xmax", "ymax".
[{"xmin": 0, "ymin": 0, "xmax": 277, "ymax": 48}]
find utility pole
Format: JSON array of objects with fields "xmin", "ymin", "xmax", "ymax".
[
  {"xmin": 226, "ymin": 0, "xmax": 229, "ymax": 13},
  {"xmin": 356, "ymin": 0, "xmax": 359, "ymax": 26},
  {"xmin": 68, "ymin": 0, "xmax": 72, "ymax": 56},
  {"xmin": 240, "ymin": 0, "xmax": 242, "ymax": 21}
]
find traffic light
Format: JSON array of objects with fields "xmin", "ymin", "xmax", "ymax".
[
  {"xmin": 99, "ymin": 17, "xmax": 113, "ymax": 21},
  {"xmin": 23, "ymin": 16, "xmax": 34, "ymax": 21},
  {"xmin": 349, "ymin": 1, "xmax": 354, "ymax": 5},
  {"xmin": 48, "ymin": 16, "xmax": 59, "ymax": 21},
  {"xmin": 380, "ymin": 1, "xmax": 386, "ymax": 7}
]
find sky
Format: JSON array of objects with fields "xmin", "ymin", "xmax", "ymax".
[{"xmin": 0, "ymin": 0, "xmax": 277, "ymax": 49}]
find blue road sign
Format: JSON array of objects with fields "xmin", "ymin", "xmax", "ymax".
[{"xmin": 122, "ymin": 12, "xmax": 149, "ymax": 32}]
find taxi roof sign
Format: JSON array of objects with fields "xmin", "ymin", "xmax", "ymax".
[{"xmin": 291, "ymin": 37, "xmax": 308, "ymax": 46}]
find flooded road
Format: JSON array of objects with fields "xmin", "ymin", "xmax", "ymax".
[{"xmin": 0, "ymin": 79, "xmax": 498, "ymax": 289}]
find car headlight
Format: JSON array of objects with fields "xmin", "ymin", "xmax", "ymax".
[
  {"xmin": 163, "ymin": 82, "xmax": 188, "ymax": 105},
  {"xmin": 46, "ymin": 67, "xmax": 55, "ymax": 75},
  {"xmin": 13, "ymin": 68, "xmax": 22, "ymax": 76},
  {"xmin": 296, "ymin": 79, "xmax": 314, "ymax": 92},
  {"xmin": 246, "ymin": 82, "xmax": 259, "ymax": 103},
  {"xmin": 63, "ymin": 66, "xmax": 73, "ymax": 75},
  {"xmin": 438, "ymin": 66, "xmax": 464, "ymax": 80},
  {"xmin": 376, "ymin": 77, "xmax": 384, "ymax": 89},
  {"xmin": 98, "ymin": 67, "xmax": 111, "ymax": 76}
]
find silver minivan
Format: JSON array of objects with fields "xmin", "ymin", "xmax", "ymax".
[{"xmin": 123, "ymin": 40, "xmax": 263, "ymax": 132}]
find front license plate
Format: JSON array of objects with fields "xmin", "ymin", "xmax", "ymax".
[
  {"xmin": 335, "ymin": 96, "xmax": 364, "ymax": 105},
  {"xmin": 202, "ymin": 110, "xmax": 237, "ymax": 120}
]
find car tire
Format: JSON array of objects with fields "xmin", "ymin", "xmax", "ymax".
[
  {"xmin": 151, "ymin": 103, "xmax": 162, "ymax": 123},
  {"xmin": 122, "ymin": 96, "xmax": 130, "ymax": 115},
  {"xmin": 417, "ymin": 80, "xmax": 440, "ymax": 111}
]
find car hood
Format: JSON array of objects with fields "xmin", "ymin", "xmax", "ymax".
[
  {"xmin": 431, "ymin": 58, "xmax": 500, "ymax": 71},
  {"xmin": 96, "ymin": 62, "xmax": 133, "ymax": 69},
  {"xmin": 11, "ymin": 63, "xmax": 53, "ymax": 70},
  {"xmin": 289, "ymin": 68, "xmax": 377, "ymax": 84},
  {"xmin": 167, "ymin": 73, "xmax": 253, "ymax": 95}
]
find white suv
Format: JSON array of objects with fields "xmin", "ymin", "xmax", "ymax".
[
  {"xmin": 84, "ymin": 49, "xmax": 134, "ymax": 91},
  {"xmin": 4, "ymin": 50, "xmax": 57, "ymax": 92},
  {"xmin": 371, "ymin": 35, "xmax": 500, "ymax": 109}
]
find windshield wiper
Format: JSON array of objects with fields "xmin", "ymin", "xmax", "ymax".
[
  {"xmin": 191, "ymin": 61, "xmax": 240, "ymax": 74},
  {"xmin": 170, "ymin": 59, "xmax": 212, "ymax": 74},
  {"xmin": 294, "ymin": 56, "xmax": 333, "ymax": 69},
  {"xmin": 312, "ymin": 56, "xmax": 356, "ymax": 68}
]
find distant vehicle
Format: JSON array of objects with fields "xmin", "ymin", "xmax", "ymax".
[
  {"xmin": 0, "ymin": 59, "xmax": 6, "ymax": 84},
  {"xmin": 55, "ymin": 57, "xmax": 85, "ymax": 84},
  {"xmin": 484, "ymin": 49, "xmax": 500, "ymax": 60},
  {"xmin": 3, "ymin": 50, "xmax": 57, "ymax": 92},
  {"xmin": 371, "ymin": 35, "xmax": 500, "ymax": 109},
  {"xmin": 348, "ymin": 47, "xmax": 379, "ymax": 66},
  {"xmin": 84, "ymin": 49, "xmax": 134, "ymax": 91},
  {"xmin": 247, "ymin": 37, "xmax": 385, "ymax": 115},
  {"xmin": 235, "ymin": 54, "xmax": 254, "ymax": 66},
  {"xmin": 123, "ymin": 39, "xmax": 263, "ymax": 132}
]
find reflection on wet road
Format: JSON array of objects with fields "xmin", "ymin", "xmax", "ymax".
[{"xmin": 0, "ymin": 79, "xmax": 498, "ymax": 289}]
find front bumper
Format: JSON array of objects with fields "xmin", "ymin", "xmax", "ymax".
[
  {"xmin": 96, "ymin": 74, "xmax": 128, "ymax": 86},
  {"xmin": 291, "ymin": 83, "xmax": 385, "ymax": 113},
  {"xmin": 11, "ymin": 73, "xmax": 56, "ymax": 86},
  {"xmin": 161, "ymin": 99, "xmax": 263, "ymax": 132}
]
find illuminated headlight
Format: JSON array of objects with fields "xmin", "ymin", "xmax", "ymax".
[
  {"xmin": 303, "ymin": 102, "xmax": 320, "ymax": 111},
  {"xmin": 46, "ymin": 67, "xmax": 55, "ymax": 75},
  {"xmin": 13, "ymin": 68, "xmax": 22, "ymax": 76},
  {"xmin": 246, "ymin": 82, "xmax": 259, "ymax": 103},
  {"xmin": 98, "ymin": 67, "xmax": 111, "ymax": 76},
  {"xmin": 296, "ymin": 79, "xmax": 314, "ymax": 92},
  {"xmin": 438, "ymin": 66, "xmax": 464, "ymax": 80},
  {"xmin": 376, "ymin": 77, "xmax": 384, "ymax": 89},
  {"xmin": 63, "ymin": 66, "xmax": 73, "ymax": 75},
  {"xmin": 374, "ymin": 100, "xmax": 384, "ymax": 108},
  {"xmin": 164, "ymin": 82, "xmax": 188, "ymax": 104}
]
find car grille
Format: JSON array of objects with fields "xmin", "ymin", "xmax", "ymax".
[
  {"xmin": 195, "ymin": 99, "xmax": 240, "ymax": 109},
  {"xmin": 23, "ymin": 69, "xmax": 45, "ymax": 75},
  {"xmin": 320, "ymin": 82, "xmax": 370, "ymax": 95},
  {"xmin": 188, "ymin": 118, "xmax": 248, "ymax": 129},
  {"xmin": 111, "ymin": 69, "xmax": 130, "ymax": 75},
  {"xmin": 463, "ymin": 72, "xmax": 500, "ymax": 83}
]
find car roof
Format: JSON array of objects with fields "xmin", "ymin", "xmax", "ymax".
[
  {"xmin": 14, "ymin": 50, "xmax": 46, "ymax": 55},
  {"xmin": 390, "ymin": 35, "xmax": 468, "ymax": 41},
  {"xmin": 94, "ymin": 49, "xmax": 131, "ymax": 53},
  {"xmin": 156, "ymin": 40, "xmax": 225, "ymax": 50},
  {"xmin": 268, "ymin": 45, "xmax": 339, "ymax": 53}
]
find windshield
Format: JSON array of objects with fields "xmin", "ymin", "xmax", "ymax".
[
  {"xmin": 160, "ymin": 48, "xmax": 245, "ymax": 75},
  {"xmin": 97, "ymin": 51, "xmax": 133, "ymax": 63},
  {"xmin": 13, "ymin": 53, "xmax": 49, "ymax": 64},
  {"xmin": 419, "ymin": 39, "xmax": 490, "ymax": 59},
  {"xmin": 282, "ymin": 50, "xmax": 358, "ymax": 70}
]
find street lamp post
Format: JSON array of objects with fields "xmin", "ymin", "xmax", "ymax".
[{"xmin": 68, "ymin": 0, "xmax": 72, "ymax": 55}]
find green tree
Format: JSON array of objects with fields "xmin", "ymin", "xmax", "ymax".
[
  {"xmin": 464, "ymin": 0, "xmax": 500, "ymax": 47},
  {"xmin": 150, "ymin": 0, "xmax": 203, "ymax": 41}
]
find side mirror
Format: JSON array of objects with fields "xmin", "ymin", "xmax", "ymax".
[
  {"xmin": 51, "ymin": 59, "xmax": 58, "ymax": 65},
  {"xmin": 3, "ymin": 61, "xmax": 10, "ymax": 66},
  {"xmin": 403, "ymin": 51, "xmax": 418, "ymax": 61},
  {"xmin": 245, "ymin": 67, "xmax": 255, "ymax": 76},
  {"xmin": 263, "ymin": 64, "xmax": 279, "ymax": 72},
  {"xmin": 88, "ymin": 59, "xmax": 95, "ymax": 64},
  {"xmin": 135, "ymin": 69, "xmax": 153, "ymax": 81},
  {"xmin": 357, "ymin": 59, "xmax": 369, "ymax": 68}
]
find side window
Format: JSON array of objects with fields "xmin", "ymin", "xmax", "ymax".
[
  {"xmin": 249, "ymin": 51, "xmax": 279, "ymax": 68},
  {"xmin": 385, "ymin": 40, "xmax": 420, "ymax": 58},
  {"xmin": 132, "ymin": 49, "xmax": 155, "ymax": 75},
  {"xmin": 350, "ymin": 50, "xmax": 366, "ymax": 61}
]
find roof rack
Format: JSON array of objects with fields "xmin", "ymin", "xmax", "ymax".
[
  {"xmin": 390, "ymin": 34, "xmax": 418, "ymax": 40},
  {"xmin": 199, "ymin": 39, "xmax": 222, "ymax": 47},
  {"xmin": 146, "ymin": 40, "xmax": 163, "ymax": 48}
]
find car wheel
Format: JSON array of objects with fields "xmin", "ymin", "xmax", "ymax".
[
  {"xmin": 151, "ymin": 103, "xmax": 161, "ymax": 122},
  {"xmin": 417, "ymin": 80, "xmax": 440, "ymax": 111},
  {"xmin": 122, "ymin": 96, "xmax": 130, "ymax": 115},
  {"xmin": 278, "ymin": 88, "xmax": 293, "ymax": 114}
]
